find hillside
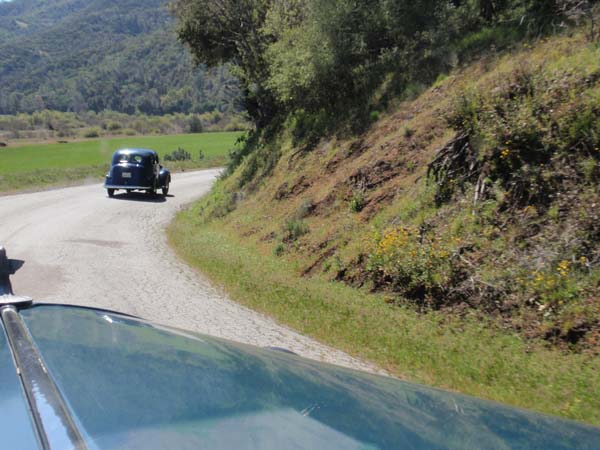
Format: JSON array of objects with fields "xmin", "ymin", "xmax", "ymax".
[
  {"xmin": 211, "ymin": 30, "xmax": 600, "ymax": 347},
  {"xmin": 0, "ymin": 0, "xmax": 239, "ymax": 114},
  {"xmin": 169, "ymin": 22, "xmax": 600, "ymax": 425}
]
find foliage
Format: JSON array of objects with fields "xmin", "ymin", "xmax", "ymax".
[
  {"xmin": 228, "ymin": 128, "xmax": 283, "ymax": 188},
  {"xmin": 164, "ymin": 147, "xmax": 192, "ymax": 162},
  {"xmin": 167, "ymin": 25, "xmax": 600, "ymax": 425},
  {"xmin": 172, "ymin": 0, "xmax": 595, "ymax": 184},
  {"xmin": 0, "ymin": 0, "xmax": 241, "ymax": 115},
  {"xmin": 380, "ymin": 37, "xmax": 600, "ymax": 346},
  {"xmin": 189, "ymin": 115, "xmax": 204, "ymax": 133},
  {"xmin": 283, "ymin": 218, "xmax": 309, "ymax": 242},
  {"xmin": 225, "ymin": 132, "xmax": 256, "ymax": 177},
  {"xmin": 171, "ymin": 0, "xmax": 275, "ymax": 127},
  {"xmin": 262, "ymin": 0, "xmax": 464, "ymax": 131},
  {"xmin": 349, "ymin": 190, "xmax": 366, "ymax": 213},
  {"xmin": 186, "ymin": 27, "xmax": 600, "ymax": 350},
  {"xmin": 174, "ymin": 0, "xmax": 461, "ymax": 131},
  {"xmin": 368, "ymin": 226, "xmax": 463, "ymax": 303},
  {"xmin": 430, "ymin": 63, "xmax": 600, "ymax": 210},
  {"xmin": 83, "ymin": 128, "xmax": 101, "ymax": 138},
  {"xmin": 0, "ymin": 109, "xmax": 249, "ymax": 141}
]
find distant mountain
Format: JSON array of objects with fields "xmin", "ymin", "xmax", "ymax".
[{"xmin": 0, "ymin": 0, "xmax": 240, "ymax": 115}]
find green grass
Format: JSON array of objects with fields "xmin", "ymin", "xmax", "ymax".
[
  {"xmin": 0, "ymin": 132, "xmax": 242, "ymax": 192},
  {"xmin": 168, "ymin": 207, "xmax": 600, "ymax": 426}
]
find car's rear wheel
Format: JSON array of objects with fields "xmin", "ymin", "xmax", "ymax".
[
  {"xmin": 162, "ymin": 183, "xmax": 169, "ymax": 196},
  {"xmin": 107, "ymin": 188, "xmax": 115, "ymax": 197}
]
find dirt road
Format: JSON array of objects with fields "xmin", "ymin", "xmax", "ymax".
[{"xmin": 0, "ymin": 170, "xmax": 378, "ymax": 372}]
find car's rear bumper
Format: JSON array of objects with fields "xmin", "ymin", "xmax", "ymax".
[{"xmin": 104, "ymin": 185, "xmax": 152, "ymax": 190}]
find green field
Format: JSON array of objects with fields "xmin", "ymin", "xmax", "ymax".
[{"xmin": 0, "ymin": 132, "xmax": 242, "ymax": 193}]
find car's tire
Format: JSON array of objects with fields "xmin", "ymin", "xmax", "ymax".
[
  {"xmin": 162, "ymin": 183, "xmax": 169, "ymax": 196},
  {"xmin": 107, "ymin": 188, "xmax": 115, "ymax": 198}
]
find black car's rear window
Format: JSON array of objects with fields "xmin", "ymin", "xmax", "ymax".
[{"xmin": 113, "ymin": 154, "xmax": 146, "ymax": 164}]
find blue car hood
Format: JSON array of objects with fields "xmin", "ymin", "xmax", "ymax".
[{"xmin": 7, "ymin": 304, "xmax": 599, "ymax": 450}]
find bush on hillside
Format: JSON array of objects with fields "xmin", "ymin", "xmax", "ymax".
[
  {"xmin": 364, "ymin": 53, "xmax": 600, "ymax": 347},
  {"xmin": 283, "ymin": 218, "xmax": 309, "ymax": 242},
  {"xmin": 429, "ymin": 66, "xmax": 600, "ymax": 210}
]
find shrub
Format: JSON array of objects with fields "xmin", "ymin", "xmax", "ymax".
[
  {"xmin": 189, "ymin": 115, "xmax": 203, "ymax": 133},
  {"xmin": 225, "ymin": 132, "xmax": 254, "ymax": 177},
  {"xmin": 349, "ymin": 191, "xmax": 366, "ymax": 213},
  {"xmin": 368, "ymin": 226, "xmax": 461, "ymax": 302},
  {"xmin": 164, "ymin": 147, "xmax": 192, "ymax": 161},
  {"xmin": 236, "ymin": 138, "xmax": 282, "ymax": 188},
  {"xmin": 323, "ymin": 255, "xmax": 345, "ymax": 277},
  {"xmin": 273, "ymin": 242, "xmax": 285, "ymax": 256},
  {"xmin": 515, "ymin": 260, "xmax": 582, "ymax": 309},
  {"xmin": 403, "ymin": 83, "xmax": 426, "ymax": 101},
  {"xmin": 580, "ymin": 158, "xmax": 599, "ymax": 182},
  {"xmin": 430, "ymin": 66, "xmax": 600, "ymax": 209},
  {"xmin": 83, "ymin": 128, "xmax": 100, "ymax": 138},
  {"xmin": 283, "ymin": 218, "xmax": 309, "ymax": 242}
]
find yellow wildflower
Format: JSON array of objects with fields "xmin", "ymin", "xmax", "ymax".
[{"xmin": 556, "ymin": 260, "xmax": 570, "ymax": 278}]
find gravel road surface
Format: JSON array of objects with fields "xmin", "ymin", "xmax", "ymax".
[{"xmin": 0, "ymin": 170, "xmax": 380, "ymax": 372}]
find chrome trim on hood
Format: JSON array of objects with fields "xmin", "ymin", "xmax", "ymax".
[{"xmin": 0, "ymin": 306, "xmax": 88, "ymax": 450}]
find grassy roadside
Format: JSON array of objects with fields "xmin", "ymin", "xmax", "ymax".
[
  {"xmin": 168, "ymin": 204, "xmax": 600, "ymax": 426},
  {"xmin": 165, "ymin": 30, "xmax": 600, "ymax": 425},
  {"xmin": 0, "ymin": 132, "xmax": 242, "ymax": 193}
]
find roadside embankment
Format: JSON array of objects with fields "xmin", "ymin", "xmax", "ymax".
[{"xmin": 168, "ymin": 31, "xmax": 600, "ymax": 425}]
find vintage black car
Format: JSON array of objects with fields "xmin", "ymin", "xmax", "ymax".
[{"xmin": 104, "ymin": 148, "xmax": 171, "ymax": 197}]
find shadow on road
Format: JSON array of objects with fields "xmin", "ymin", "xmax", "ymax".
[{"xmin": 109, "ymin": 192, "xmax": 174, "ymax": 203}]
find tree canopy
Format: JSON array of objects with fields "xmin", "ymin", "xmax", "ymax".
[{"xmin": 172, "ymin": 0, "xmax": 596, "ymax": 131}]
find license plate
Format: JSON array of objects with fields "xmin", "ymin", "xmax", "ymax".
[{"xmin": 122, "ymin": 172, "xmax": 132, "ymax": 178}]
